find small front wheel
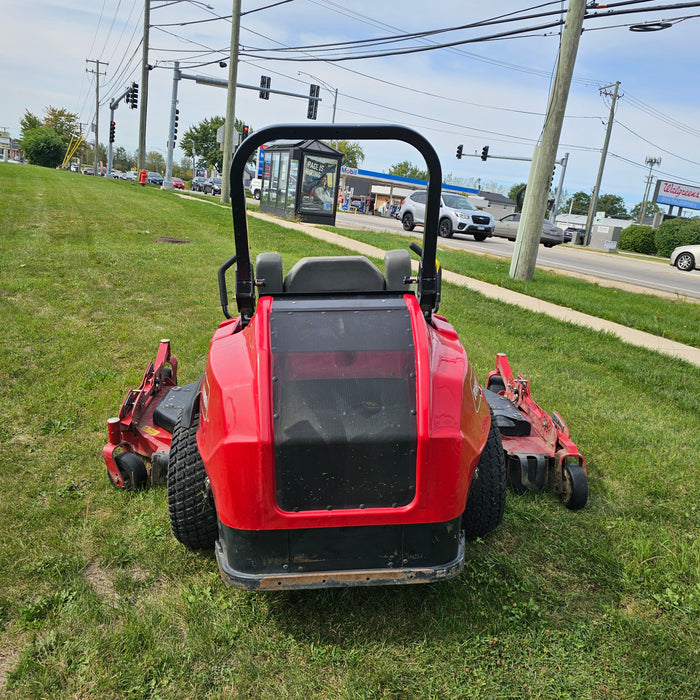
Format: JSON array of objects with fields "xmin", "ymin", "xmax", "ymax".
[
  {"xmin": 559, "ymin": 463, "xmax": 588, "ymax": 510},
  {"xmin": 112, "ymin": 452, "xmax": 148, "ymax": 490},
  {"xmin": 402, "ymin": 212, "xmax": 415, "ymax": 231}
]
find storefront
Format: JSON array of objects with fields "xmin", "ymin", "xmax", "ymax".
[{"xmin": 259, "ymin": 140, "xmax": 342, "ymax": 225}]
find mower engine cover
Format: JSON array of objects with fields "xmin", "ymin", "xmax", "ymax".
[{"xmin": 164, "ymin": 124, "xmax": 507, "ymax": 590}]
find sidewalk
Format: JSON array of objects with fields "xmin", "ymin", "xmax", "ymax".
[{"xmin": 248, "ymin": 210, "xmax": 700, "ymax": 368}]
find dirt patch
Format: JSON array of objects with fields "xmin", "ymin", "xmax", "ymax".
[
  {"xmin": 156, "ymin": 236, "xmax": 191, "ymax": 244},
  {"xmin": 85, "ymin": 560, "xmax": 119, "ymax": 606}
]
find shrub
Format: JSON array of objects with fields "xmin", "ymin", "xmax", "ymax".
[
  {"xmin": 655, "ymin": 218, "xmax": 700, "ymax": 257},
  {"xmin": 618, "ymin": 224, "xmax": 657, "ymax": 255},
  {"xmin": 21, "ymin": 127, "xmax": 65, "ymax": 168}
]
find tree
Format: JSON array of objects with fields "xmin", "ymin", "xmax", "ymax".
[
  {"xmin": 387, "ymin": 161, "xmax": 428, "ymax": 181},
  {"xmin": 629, "ymin": 200, "xmax": 660, "ymax": 221},
  {"xmin": 21, "ymin": 127, "xmax": 64, "ymax": 168},
  {"xmin": 334, "ymin": 140, "xmax": 364, "ymax": 169},
  {"xmin": 145, "ymin": 151, "xmax": 165, "ymax": 173},
  {"xmin": 42, "ymin": 106, "xmax": 80, "ymax": 145},
  {"xmin": 180, "ymin": 116, "xmax": 225, "ymax": 173},
  {"xmin": 597, "ymin": 193, "xmax": 628, "ymax": 219},
  {"xmin": 20, "ymin": 110, "xmax": 42, "ymax": 138},
  {"xmin": 113, "ymin": 146, "xmax": 135, "ymax": 172},
  {"xmin": 561, "ymin": 191, "xmax": 591, "ymax": 215}
]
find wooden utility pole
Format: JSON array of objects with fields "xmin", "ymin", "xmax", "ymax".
[
  {"xmin": 137, "ymin": 0, "xmax": 150, "ymax": 173},
  {"xmin": 582, "ymin": 81, "xmax": 621, "ymax": 245},
  {"xmin": 510, "ymin": 0, "xmax": 586, "ymax": 280},
  {"xmin": 221, "ymin": 0, "xmax": 242, "ymax": 205}
]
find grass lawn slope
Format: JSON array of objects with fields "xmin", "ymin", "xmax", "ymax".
[{"xmin": 1, "ymin": 165, "xmax": 698, "ymax": 699}]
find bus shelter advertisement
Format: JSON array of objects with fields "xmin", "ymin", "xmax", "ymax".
[
  {"xmin": 300, "ymin": 154, "xmax": 338, "ymax": 212},
  {"xmin": 654, "ymin": 179, "xmax": 700, "ymax": 211}
]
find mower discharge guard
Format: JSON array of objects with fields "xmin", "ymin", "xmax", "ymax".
[{"xmin": 103, "ymin": 124, "xmax": 585, "ymax": 591}]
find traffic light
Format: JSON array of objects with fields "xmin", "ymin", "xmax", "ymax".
[
  {"xmin": 129, "ymin": 82, "xmax": 138, "ymax": 110},
  {"xmin": 307, "ymin": 84, "xmax": 320, "ymax": 120},
  {"xmin": 109, "ymin": 121, "xmax": 116, "ymax": 143},
  {"xmin": 242, "ymin": 125, "xmax": 250, "ymax": 139},
  {"xmin": 481, "ymin": 145, "xmax": 489, "ymax": 161},
  {"xmin": 456, "ymin": 144, "xmax": 463, "ymax": 159},
  {"xmin": 550, "ymin": 168, "xmax": 556, "ymax": 190},
  {"xmin": 172, "ymin": 109, "xmax": 179, "ymax": 141},
  {"xmin": 259, "ymin": 75, "xmax": 271, "ymax": 100}
]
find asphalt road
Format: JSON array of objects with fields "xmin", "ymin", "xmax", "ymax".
[{"xmin": 335, "ymin": 211, "xmax": 700, "ymax": 302}]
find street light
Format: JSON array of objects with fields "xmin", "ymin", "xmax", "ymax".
[{"xmin": 297, "ymin": 71, "xmax": 338, "ymax": 124}]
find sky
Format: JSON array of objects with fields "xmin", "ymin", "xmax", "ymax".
[{"xmin": 2, "ymin": 0, "xmax": 700, "ymax": 211}]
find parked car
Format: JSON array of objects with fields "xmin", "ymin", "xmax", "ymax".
[
  {"xmin": 563, "ymin": 226, "xmax": 586, "ymax": 244},
  {"xmin": 398, "ymin": 190, "xmax": 495, "ymax": 241},
  {"xmin": 493, "ymin": 213, "xmax": 565, "ymax": 247},
  {"xmin": 120, "ymin": 171, "xmax": 138, "ymax": 181},
  {"xmin": 147, "ymin": 172, "xmax": 164, "ymax": 185},
  {"xmin": 249, "ymin": 177, "xmax": 262, "ymax": 199},
  {"xmin": 109, "ymin": 170, "xmax": 122, "ymax": 179},
  {"xmin": 203, "ymin": 177, "xmax": 222, "ymax": 196},
  {"xmin": 82, "ymin": 167, "xmax": 95, "ymax": 176},
  {"xmin": 191, "ymin": 176, "xmax": 207, "ymax": 192},
  {"xmin": 171, "ymin": 177, "xmax": 185, "ymax": 190},
  {"xmin": 670, "ymin": 243, "xmax": 700, "ymax": 272}
]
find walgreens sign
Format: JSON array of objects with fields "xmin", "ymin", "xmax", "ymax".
[{"xmin": 653, "ymin": 180, "xmax": 700, "ymax": 211}]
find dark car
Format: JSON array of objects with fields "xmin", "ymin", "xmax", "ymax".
[
  {"xmin": 191, "ymin": 176, "xmax": 207, "ymax": 192},
  {"xmin": 493, "ymin": 213, "xmax": 565, "ymax": 247},
  {"xmin": 203, "ymin": 177, "xmax": 222, "ymax": 196},
  {"xmin": 147, "ymin": 171, "xmax": 164, "ymax": 185},
  {"xmin": 563, "ymin": 226, "xmax": 586, "ymax": 244}
]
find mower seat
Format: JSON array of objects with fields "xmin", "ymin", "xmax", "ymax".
[{"xmin": 283, "ymin": 255, "xmax": 385, "ymax": 293}]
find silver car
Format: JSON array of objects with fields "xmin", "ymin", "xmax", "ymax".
[
  {"xmin": 493, "ymin": 213, "xmax": 564, "ymax": 247},
  {"xmin": 670, "ymin": 244, "xmax": 700, "ymax": 271}
]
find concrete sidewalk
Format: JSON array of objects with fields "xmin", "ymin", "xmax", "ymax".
[{"xmin": 248, "ymin": 210, "xmax": 700, "ymax": 368}]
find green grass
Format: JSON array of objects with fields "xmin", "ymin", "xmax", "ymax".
[
  {"xmin": 1, "ymin": 164, "xmax": 699, "ymax": 699},
  {"xmin": 323, "ymin": 226, "xmax": 700, "ymax": 349}
]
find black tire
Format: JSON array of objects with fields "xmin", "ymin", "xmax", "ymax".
[
  {"xmin": 112, "ymin": 451, "xmax": 148, "ymax": 490},
  {"xmin": 544, "ymin": 243, "xmax": 554, "ymax": 248},
  {"xmin": 167, "ymin": 411, "xmax": 218, "ymax": 550},
  {"xmin": 402, "ymin": 212, "xmax": 415, "ymax": 231},
  {"xmin": 254, "ymin": 190, "xmax": 261, "ymax": 200},
  {"xmin": 462, "ymin": 412, "xmax": 507, "ymax": 539},
  {"xmin": 675, "ymin": 252, "xmax": 695, "ymax": 271},
  {"xmin": 559, "ymin": 463, "xmax": 588, "ymax": 510},
  {"xmin": 438, "ymin": 218, "xmax": 453, "ymax": 238},
  {"xmin": 473, "ymin": 232, "xmax": 488, "ymax": 242}
]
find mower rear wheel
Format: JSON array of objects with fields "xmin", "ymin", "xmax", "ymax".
[
  {"xmin": 559, "ymin": 463, "xmax": 588, "ymax": 511},
  {"xmin": 112, "ymin": 452, "xmax": 148, "ymax": 490},
  {"xmin": 168, "ymin": 411, "xmax": 218, "ymax": 550},
  {"xmin": 462, "ymin": 411, "xmax": 506, "ymax": 539}
]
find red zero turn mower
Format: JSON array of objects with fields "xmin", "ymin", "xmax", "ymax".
[{"xmin": 103, "ymin": 124, "xmax": 587, "ymax": 591}]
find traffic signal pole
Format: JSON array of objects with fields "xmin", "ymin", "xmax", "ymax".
[
  {"xmin": 510, "ymin": 0, "xmax": 585, "ymax": 281},
  {"xmin": 163, "ymin": 62, "xmax": 181, "ymax": 190},
  {"xmin": 137, "ymin": 0, "xmax": 150, "ymax": 174}
]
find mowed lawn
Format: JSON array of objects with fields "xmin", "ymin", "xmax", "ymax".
[{"xmin": 1, "ymin": 164, "xmax": 698, "ymax": 699}]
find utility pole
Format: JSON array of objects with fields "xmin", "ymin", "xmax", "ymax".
[
  {"xmin": 552, "ymin": 152, "xmax": 569, "ymax": 220},
  {"xmin": 86, "ymin": 59, "xmax": 108, "ymax": 174},
  {"xmin": 638, "ymin": 156, "xmax": 661, "ymax": 223},
  {"xmin": 221, "ymin": 0, "xmax": 242, "ymax": 205},
  {"xmin": 582, "ymin": 81, "xmax": 621, "ymax": 245},
  {"xmin": 510, "ymin": 0, "xmax": 585, "ymax": 280},
  {"xmin": 137, "ymin": 0, "xmax": 150, "ymax": 173}
]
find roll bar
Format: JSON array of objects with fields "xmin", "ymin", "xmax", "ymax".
[{"xmin": 228, "ymin": 124, "xmax": 442, "ymax": 322}]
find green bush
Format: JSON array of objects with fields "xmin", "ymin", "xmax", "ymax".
[
  {"xmin": 655, "ymin": 217, "xmax": 700, "ymax": 257},
  {"xmin": 618, "ymin": 224, "xmax": 657, "ymax": 255}
]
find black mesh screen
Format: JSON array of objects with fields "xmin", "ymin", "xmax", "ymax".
[{"xmin": 270, "ymin": 298, "xmax": 417, "ymax": 511}]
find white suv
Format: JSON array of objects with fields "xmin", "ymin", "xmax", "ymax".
[{"xmin": 398, "ymin": 190, "xmax": 495, "ymax": 241}]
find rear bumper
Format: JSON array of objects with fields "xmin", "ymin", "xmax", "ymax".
[{"xmin": 215, "ymin": 518, "xmax": 465, "ymax": 590}]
